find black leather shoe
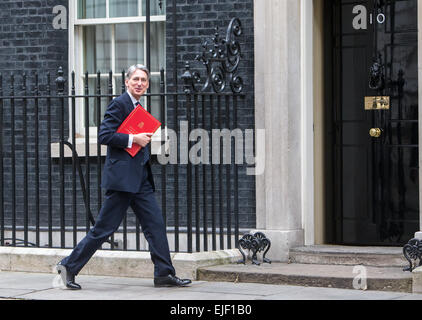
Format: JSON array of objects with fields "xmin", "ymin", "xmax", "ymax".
[
  {"xmin": 56, "ymin": 262, "xmax": 82, "ymax": 290},
  {"xmin": 154, "ymin": 275, "xmax": 192, "ymax": 287}
]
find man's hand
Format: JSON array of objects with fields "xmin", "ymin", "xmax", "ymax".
[{"xmin": 133, "ymin": 133, "xmax": 153, "ymax": 148}]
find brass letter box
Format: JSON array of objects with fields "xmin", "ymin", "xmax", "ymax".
[{"xmin": 364, "ymin": 96, "xmax": 390, "ymax": 110}]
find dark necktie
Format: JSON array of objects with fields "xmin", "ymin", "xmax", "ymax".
[{"xmin": 133, "ymin": 101, "xmax": 149, "ymax": 164}]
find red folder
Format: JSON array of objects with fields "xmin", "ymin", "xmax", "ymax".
[{"xmin": 117, "ymin": 104, "xmax": 161, "ymax": 157}]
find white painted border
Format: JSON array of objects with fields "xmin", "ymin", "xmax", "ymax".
[
  {"xmin": 68, "ymin": 0, "xmax": 77, "ymax": 139},
  {"xmin": 74, "ymin": 16, "xmax": 165, "ymax": 25},
  {"xmin": 301, "ymin": 0, "xmax": 315, "ymax": 245}
]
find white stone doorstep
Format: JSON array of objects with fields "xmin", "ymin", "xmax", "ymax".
[
  {"xmin": 0, "ymin": 247, "xmax": 242, "ymax": 280},
  {"xmin": 413, "ymin": 266, "xmax": 422, "ymax": 294}
]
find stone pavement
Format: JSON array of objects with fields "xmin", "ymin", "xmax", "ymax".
[{"xmin": 0, "ymin": 270, "xmax": 421, "ymax": 301}]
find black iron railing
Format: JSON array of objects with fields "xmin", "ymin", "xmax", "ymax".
[
  {"xmin": 0, "ymin": 68, "xmax": 246, "ymax": 253},
  {"xmin": 0, "ymin": 17, "xmax": 248, "ymax": 253}
]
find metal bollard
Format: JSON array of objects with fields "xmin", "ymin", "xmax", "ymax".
[
  {"xmin": 237, "ymin": 232, "xmax": 271, "ymax": 266},
  {"xmin": 403, "ymin": 238, "xmax": 422, "ymax": 272}
]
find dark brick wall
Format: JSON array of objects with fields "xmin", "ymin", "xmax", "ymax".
[
  {"xmin": 166, "ymin": 0, "xmax": 254, "ymax": 93},
  {"xmin": 0, "ymin": 0, "xmax": 256, "ymax": 247},
  {"xmin": 0, "ymin": 0, "xmax": 68, "ymax": 83},
  {"xmin": 0, "ymin": 0, "xmax": 71, "ymax": 235},
  {"xmin": 165, "ymin": 0, "xmax": 256, "ymax": 229}
]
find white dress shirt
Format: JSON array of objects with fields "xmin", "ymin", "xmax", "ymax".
[{"xmin": 126, "ymin": 91, "xmax": 141, "ymax": 148}]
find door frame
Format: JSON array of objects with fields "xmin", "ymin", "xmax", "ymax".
[
  {"xmin": 307, "ymin": 0, "xmax": 422, "ymax": 244},
  {"xmin": 301, "ymin": 0, "xmax": 315, "ymax": 245}
]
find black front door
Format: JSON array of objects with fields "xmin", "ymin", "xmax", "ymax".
[{"xmin": 331, "ymin": 0, "xmax": 419, "ymax": 245}]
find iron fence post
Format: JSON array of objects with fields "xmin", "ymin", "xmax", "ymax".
[{"xmin": 55, "ymin": 66, "xmax": 66, "ymax": 248}]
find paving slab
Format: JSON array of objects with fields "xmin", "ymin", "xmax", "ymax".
[
  {"xmin": 183, "ymin": 281, "xmax": 295, "ymax": 296},
  {"xmin": 261, "ymin": 286, "xmax": 409, "ymax": 300}
]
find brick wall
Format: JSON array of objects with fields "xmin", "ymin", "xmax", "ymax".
[
  {"xmin": 0, "ymin": 0, "xmax": 256, "ymax": 248},
  {"xmin": 0, "ymin": 0, "xmax": 68, "ymax": 83},
  {"xmin": 0, "ymin": 0, "xmax": 71, "ymax": 236},
  {"xmin": 165, "ymin": 0, "xmax": 256, "ymax": 229}
]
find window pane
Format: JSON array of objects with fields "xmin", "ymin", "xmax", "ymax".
[
  {"xmin": 78, "ymin": 0, "xmax": 106, "ymax": 19},
  {"xmin": 114, "ymin": 74, "xmax": 128, "ymax": 94},
  {"xmin": 142, "ymin": 0, "xmax": 166, "ymax": 15},
  {"xmin": 110, "ymin": 0, "xmax": 139, "ymax": 18},
  {"xmin": 115, "ymin": 23, "xmax": 145, "ymax": 73},
  {"xmin": 86, "ymin": 78, "xmax": 110, "ymax": 127},
  {"xmin": 140, "ymin": 75, "xmax": 162, "ymax": 120},
  {"xmin": 83, "ymin": 25, "xmax": 112, "ymax": 74},
  {"xmin": 150, "ymin": 75, "xmax": 162, "ymax": 120},
  {"xmin": 150, "ymin": 22, "xmax": 165, "ymax": 72}
]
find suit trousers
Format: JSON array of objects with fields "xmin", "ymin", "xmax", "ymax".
[{"xmin": 60, "ymin": 169, "xmax": 175, "ymax": 278}]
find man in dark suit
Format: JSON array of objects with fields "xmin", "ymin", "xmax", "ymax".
[{"xmin": 56, "ymin": 64, "xmax": 191, "ymax": 290}]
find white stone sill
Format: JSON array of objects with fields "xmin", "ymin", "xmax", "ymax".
[{"xmin": 50, "ymin": 127, "xmax": 168, "ymax": 158}]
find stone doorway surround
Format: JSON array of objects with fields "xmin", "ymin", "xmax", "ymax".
[
  {"xmin": 253, "ymin": 0, "xmax": 309, "ymax": 262},
  {"xmin": 253, "ymin": 0, "xmax": 422, "ymax": 262}
]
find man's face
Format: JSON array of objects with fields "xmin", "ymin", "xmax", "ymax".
[{"xmin": 126, "ymin": 69, "xmax": 149, "ymax": 100}]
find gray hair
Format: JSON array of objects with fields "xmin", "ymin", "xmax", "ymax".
[{"xmin": 126, "ymin": 64, "xmax": 150, "ymax": 80}]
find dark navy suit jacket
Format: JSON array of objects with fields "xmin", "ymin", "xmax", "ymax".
[{"xmin": 99, "ymin": 92, "xmax": 155, "ymax": 193}]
